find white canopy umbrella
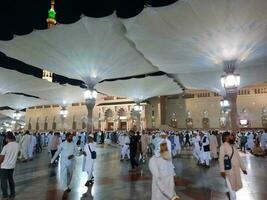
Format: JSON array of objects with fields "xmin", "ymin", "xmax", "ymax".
[
  {"xmin": 0, "ymin": 67, "xmax": 61, "ymax": 95},
  {"xmin": 28, "ymin": 84, "xmax": 86, "ymax": 105},
  {"xmin": 122, "ymin": 0, "xmax": 267, "ymax": 93},
  {"xmin": 0, "ymin": 94, "xmax": 49, "ymax": 110},
  {"xmin": 95, "ymin": 75, "xmax": 182, "ymax": 101},
  {"xmin": 0, "ymin": 16, "xmax": 157, "ymax": 89}
]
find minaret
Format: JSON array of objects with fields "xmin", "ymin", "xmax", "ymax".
[
  {"xmin": 42, "ymin": 70, "xmax": 53, "ymax": 82},
  {"xmin": 43, "ymin": 0, "xmax": 56, "ymax": 82},
  {"xmin": 47, "ymin": 0, "xmax": 56, "ymax": 28}
]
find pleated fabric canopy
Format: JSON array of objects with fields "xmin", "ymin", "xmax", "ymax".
[
  {"xmin": 0, "ymin": 16, "xmax": 157, "ymax": 88},
  {"xmin": 28, "ymin": 84, "xmax": 87, "ymax": 105},
  {"xmin": 0, "ymin": 67, "xmax": 60, "ymax": 95},
  {"xmin": 0, "ymin": 0, "xmax": 178, "ymax": 40},
  {"xmin": 122, "ymin": 0, "xmax": 267, "ymax": 92},
  {"xmin": 95, "ymin": 75, "xmax": 182, "ymax": 102},
  {"xmin": 0, "ymin": 94, "xmax": 50, "ymax": 110}
]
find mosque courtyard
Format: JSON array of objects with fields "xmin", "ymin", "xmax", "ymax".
[{"xmin": 13, "ymin": 145, "xmax": 267, "ymax": 200}]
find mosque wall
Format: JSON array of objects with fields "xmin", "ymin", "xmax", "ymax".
[{"xmin": 25, "ymin": 87, "xmax": 267, "ymax": 131}]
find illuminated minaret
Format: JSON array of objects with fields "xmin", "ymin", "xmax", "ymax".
[
  {"xmin": 46, "ymin": 0, "xmax": 56, "ymax": 28},
  {"xmin": 43, "ymin": 1, "xmax": 56, "ymax": 82},
  {"xmin": 42, "ymin": 70, "xmax": 53, "ymax": 82}
]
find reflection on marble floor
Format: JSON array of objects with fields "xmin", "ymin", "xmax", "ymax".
[{"xmin": 13, "ymin": 145, "xmax": 267, "ymax": 200}]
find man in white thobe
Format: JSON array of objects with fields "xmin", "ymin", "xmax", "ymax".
[
  {"xmin": 118, "ymin": 133, "xmax": 130, "ymax": 161},
  {"xmin": 174, "ymin": 133, "xmax": 181, "ymax": 155},
  {"xmin": 200, "ymin": 132, "xmax": 211, "ymax": 167},
  {"xmin": 209, "ymin": 131, "xmax": 218, "ymax": 159},
  {"xmin": 19, "ymin": 131, "xmax": 31, "ymax": 162},
  {"xmin": 50, "ymin": 133, "xmax": 78, "ymax": 192},
  {"xmin": 219, "ymin": 132, "xmax": 247, "ymax": 200},
  {"xmin": 246, "ymin": 132, "xmax": 254, "ymax": 150},
  {"xmin": 149, "ymin": 142, "xmax": 179, "ymax": 200},
  {"xmin": 47, "ymin": 132, "xmax": 53, "ymax": 153},
  {"xmin": 141, "ymin": 131, "xmax": 149, "ymax": 161},
  {"xmin": 192, "ymin": 132, "xmax": 201, "ymax": 164},
  {"xmin": 82, "ymin": 134, "xmax": 96, "ymax": 186},
  {"xmin": 28, "ymin": 134, "xmax": 36, "ymax": 160}
]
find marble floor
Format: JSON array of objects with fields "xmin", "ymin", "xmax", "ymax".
[{"xmin": 10, "ymin": 145, "xmax": 267, "ymax": 200}]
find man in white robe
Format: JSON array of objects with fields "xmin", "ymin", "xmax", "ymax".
[
  {"xmin": 28, "ymin": 134, "xmax": 36, "ymax": 160},
  {"xmin": 174, "ymin": 133, "xmax": 181, "ymax": 156},
  {"xmin": 219, "ymin": 132, "xmax": 247, "ymax": 200},
  {"xmin": 209, "ymin": 131, "xmax": 218, "ymax": 159},
  {"xmin": 19, "ymin": 131, "xmax": 31, "ymax": 162},
  {"xmin": 118, "ymin": 133, "xmax": 130, "ymax": 161},
  {"xmin": 47, "ymin": 132, "xmax": 53, "ymax": 153},
  {"xmin": 82, "ymin": 134, "xmax": 96, "ymax": 186},
  {"xmin": 50, "ymin": 133, "xmax": 78, "ymax": 193},
  {"xmin": 246, "ymin": 132, "xmax": 254, "ymax": 150},
  {"xmin": 200, "ymin": 132, "xmax": 211, "ymax": 167},
  {"xmin": 141, "ymin": 131, "xmax": 149, "ymax": 161},
  {"xmin": 192, "ymin": 132, "xmax": 201, "ymax": 164},
  {"xmin": 149, "ymin": 142, "xmax": 180, "ymax": 200}
]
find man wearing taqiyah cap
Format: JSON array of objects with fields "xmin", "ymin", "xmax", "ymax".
[{"xmin": 82, "ymin": 133, "xmax": 97, "ymax": 186}]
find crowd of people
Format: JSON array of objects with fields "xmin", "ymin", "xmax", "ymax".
[{"xmin": 0, "ymin": 128, "xmax": 266, "ymax": 200}]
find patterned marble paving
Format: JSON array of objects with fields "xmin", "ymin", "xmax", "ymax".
[{"xmin": 7, "ymin": 145, "xmax": 267, "ymax": 200}]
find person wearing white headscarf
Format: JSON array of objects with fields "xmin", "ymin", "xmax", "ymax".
[
  {"xmin": 82, "ymin": 134, "xmax": 96, "ymax": 186},
  {"xmin": 149, "ymin": 142, "xmax": 180, "ymax": 200},
  {"xmin": 160, "ymin": 132, "xmax": 172, "ymax": 158}
]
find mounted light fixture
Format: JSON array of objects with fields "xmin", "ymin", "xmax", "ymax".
[
  {"xmin": 133, "ymin": 104, "xmax": 143, "ymax": 112},
  {"xmin": 221, "ymin": 73, "xmax": 240, "ymax": 89},
  {"xmin": 220, "ymin": 99, "xmax": 230, "ymax": 108},
  {"xmin": 84, "ymin": 89, "xmax": 97, "ymax": 100}
]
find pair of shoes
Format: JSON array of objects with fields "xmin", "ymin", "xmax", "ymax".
[{"xmin": 64, "ymin": 188, "xmax": 71, "ymax": 193}]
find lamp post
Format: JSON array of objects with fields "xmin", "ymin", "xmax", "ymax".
[
  {"xmin": 84, "ymin": 89, "xmax": 97, "ymax": 133},
  {"xmin": 221, "ymin": 60, "xmax": 240, "ymax": 131}
]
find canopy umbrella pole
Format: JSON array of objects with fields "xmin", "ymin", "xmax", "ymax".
[{"xmin": 85, "ymin": 98, "xmax": 95, "ymax": 133}]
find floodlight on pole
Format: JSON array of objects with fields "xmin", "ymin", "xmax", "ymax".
[
  {"xmin": 220, "ymin": 99, "xmax": 230, "ymax": 108},
  {"xmin": 84, "ymin": 89, "xmax": 98, "ymax": 100},
  {"xmin": 221, "ymin": 74, "xmax": 240, "ymax": 89}
]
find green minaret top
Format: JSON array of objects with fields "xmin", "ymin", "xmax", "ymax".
[
  {"xmin": 48, "ymin": 7, "xmax": 56, "ymax": 20},
  {"xmin": 47, "ymin": 0, "xmax": 56, "ymax": 27}
]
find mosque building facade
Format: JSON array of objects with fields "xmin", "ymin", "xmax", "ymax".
[{"xmin": 25, "ymin": 83, "xmax": 267, "ymax": 132}]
